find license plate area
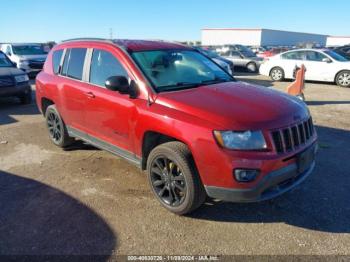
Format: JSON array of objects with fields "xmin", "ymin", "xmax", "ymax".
[{"xmin": 297, "ymin": 145, "xmax": 315, "ymax": 173}]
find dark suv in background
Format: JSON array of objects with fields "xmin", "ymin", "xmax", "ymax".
[{"xmin": 0, "ymin": 51, "xmax": 31, "ymax": 104}]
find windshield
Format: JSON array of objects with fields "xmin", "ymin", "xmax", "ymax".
[
  {"xmin": 200, "ymin": 49, "xmax": 219, "ymax": 58},
  {"xmin": 131, "ymin": 50, "xmax": 234, "ymax": 92},
  {"xmin": 12, "ymin": 45, "xmax": 47, "ymax": 55},
  {"xmin": 324, "ymin": 50, "xmax": 349, "ymax": 61},
  {"xmin": 0, "ymin": 52, "xmax": 14, "ymax": 67},
  {"xmin": 236, "ymin": 45, "xmax": 256, "ymax": 57}
]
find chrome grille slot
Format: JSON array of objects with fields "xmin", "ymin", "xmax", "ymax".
[{"xmin": 271, "ymin": 117, "xmax": 315, "ymax": 154}]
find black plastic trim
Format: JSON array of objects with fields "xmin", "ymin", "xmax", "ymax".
[{"xmin": 67, "ymin": 126, "xmax": 141, "ymax": 167}]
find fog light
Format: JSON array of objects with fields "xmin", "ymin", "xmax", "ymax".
[{"xmin": 234, "ymin": 169, "xmax": 259, "ymax": 182}]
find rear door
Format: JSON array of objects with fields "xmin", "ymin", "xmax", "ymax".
[
  {"xmin": 83, "ymin": 48, "xmax": 136, "ymax": 153},
  {"xmin": 58, "ymin": 48, "xmax": 90, "ymax": 132},
  {"xmin": 279, "ymin": 51, "xmax": 304, "ymax": 78},
  {"xmin": 229, "ymin": 51, "xmax": 245, "ymax": 66}
]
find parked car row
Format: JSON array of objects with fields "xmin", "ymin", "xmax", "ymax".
[
  {"xmin": 0, "ymin": 50, "xmax": 32, "ymax": 103},
  {"xmin": 0, "ymin": 43, "xmax": 48, "ymax": 77}
]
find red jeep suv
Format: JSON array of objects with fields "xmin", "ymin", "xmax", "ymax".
[{"xmin": 36, "ymin": 38, "xmax": 317, "ymax": 215}]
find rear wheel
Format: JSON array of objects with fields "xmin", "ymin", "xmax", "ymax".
[
  {"xmin": 336, "ymin": 70, "xmax": 350, "ymax": 87},
  {"xmin": 270, "ymin": 67, "xmax": 285, "ymax": 81},
  {"xmin": 45, "ymin": 105, "xmax": 74, "ymax": 148},
  {"xmin": 147, "ymin": 142, "xmax": 206, "ymax": 215}
]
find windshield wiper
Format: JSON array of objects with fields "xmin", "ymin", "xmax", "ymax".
[
  {"xmin": 200, "ymin": 78, "xmax": 232, "ymax": 85},
  {"xmin": 158, "ymin": 82, "xmax": 202, "ymax": 91}
]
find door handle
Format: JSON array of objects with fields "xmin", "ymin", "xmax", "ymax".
[{"xmin": 86, "ymin": 91, "xmax": 95, "ymax": 98}]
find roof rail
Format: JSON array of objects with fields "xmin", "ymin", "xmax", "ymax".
[{"xmin": 61, "ymin": 38, "xmax": 113, "ymax": 43}]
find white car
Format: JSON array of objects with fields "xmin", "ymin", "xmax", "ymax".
[
  {"xmin": 0, "ymin": 43, "xmax": 47, "ymax": 77},
  {"xmin": 259, "ymin": 49, "xmax": 350, "ymax": 87}
]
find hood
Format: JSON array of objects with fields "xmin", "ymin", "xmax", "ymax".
[
  {"xmin": 216, "ymin": 57, "xmax": 234, "ymax": 66},
  {"xmin": 251, "ymin": 56, "xmax": 263, "ymax": 61},
  {"xmin": 156, "ymin": 81, "xmax": 309, "ymax": 130},
  {"xmin": 17, "ymin": 54, "xmax": 47, "ymax": 61},
  {"xmin": 0, "ymin": 67, "xmax": 26, "ymax": 77},
  {"xmin": 213, "ymin": 58, "xmax": 227, "ymax": 67}
]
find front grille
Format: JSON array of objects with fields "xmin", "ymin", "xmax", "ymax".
[
  {"xmin": 271, "ymin": 117, "xmax": 314, "ymax": 154},
  {"xmin": 0, "ymin": 76, "xmax": 14, "ymax": 87}
]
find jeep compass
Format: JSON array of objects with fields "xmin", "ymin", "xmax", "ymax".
[{"xmin": 36, "ymin": 38, "xmax": 317, "ymax": 215}]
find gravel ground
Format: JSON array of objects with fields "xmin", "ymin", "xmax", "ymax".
[{"xmin": 0, "ymin": 75, "xmax": 349, "ymax": 257}]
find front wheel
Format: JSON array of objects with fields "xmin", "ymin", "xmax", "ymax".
[
  {"xmin": 147, "ymin": 142, "xmax": 206, "ymax": 215},
  {"xmin": 247, "ymin": 62, "xmax": 257, "ymax": 73},
  {"xmin": 336, "ymin": 71, "xmax": 350, "ymax": 87}
]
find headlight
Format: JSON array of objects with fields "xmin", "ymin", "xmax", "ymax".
[
  {"xmin": 15, "ymin": 74, "xmax": 29, "ymax": 83},
  {"xmin": 213, "ymin": 130, "xmax": 267, "ymax": 150}
]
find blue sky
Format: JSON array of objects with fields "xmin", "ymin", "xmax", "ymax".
[{"xmin": 1, "ymin": 0, "xmax": 349, "ymax": 42}]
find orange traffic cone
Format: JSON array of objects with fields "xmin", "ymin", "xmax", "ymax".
[{"xmin": 286, "ymin": 64, "xmax": 306, "ymax": 100}]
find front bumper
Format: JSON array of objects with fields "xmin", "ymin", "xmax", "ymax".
[
  {"xmin": 18, "ymin": 64, "xmax": 42, "ymax": 75},
  {"xmin": 0, "ymin": 82, "xmax": 31, "ymax": 97},
  {"xmin": 205, "ymin": 156, "xmax": 316, "ymax": 203}
]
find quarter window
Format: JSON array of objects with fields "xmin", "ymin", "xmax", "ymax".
[
  {"xmin": 52, "ymin": 49, "xmax": 64, "ymax": 74},
  {"xmin": 89, "ymin": 49, "xmax": 128, "ymax": 87}
]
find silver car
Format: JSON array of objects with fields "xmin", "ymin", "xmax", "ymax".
[{"xmin": 219, "ymin": 46, "xmax": 263, "ymax": 73}]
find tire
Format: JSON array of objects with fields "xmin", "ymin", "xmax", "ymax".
[
  {"xmin": 270, "ymin": 67, "xmax": 285, "ymax": 81},
  {"xmin": 147, "ymin": 141, "xmax": 206, "ymax": 215},
  {"xmin": 296, "ymin": 93, "xmax": 305, "ymax": 101},
  {"xmin": 19, "ymin": 89, "xmax": 32, "ymax": 104},
  {"xmin": 45, "ymin": 105, "xmax": 74, "ymax": 148},
  {"xmin": 335, "ymin": 70, "xmax": 350, "ymax": 87},
  {"xmin": 247, "ymin": 62, "xmax": 257, "ymax": 73}
]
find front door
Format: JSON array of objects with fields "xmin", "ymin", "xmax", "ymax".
[
  {"xmin": 83, "ymin": 48, "xmax": 136, "ymax": 153},
  {"xmin": 302, "ymin": 51, "xmax": 334, "ymax": 81}
]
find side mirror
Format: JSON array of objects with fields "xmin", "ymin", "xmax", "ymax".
[
  {"xmin": 322, "ymin": 58, "xmax": 332, "ymax": 63},
  {"xmin": 12, "ymin": 62, "xmax": 17, "ymax": 68},
  {"xmin": 6, "ymin": 51, "xmax": 11, "ymax": 56},
  {"xmin": 105, "ymin": 76, "xmax": 129, "ymax": 93},
  {"xmin": 105, "ymin": 76, "xmax": 138, "ymax": 98}
]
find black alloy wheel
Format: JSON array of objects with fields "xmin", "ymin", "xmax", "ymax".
[{"xmin": 150, "ymin": 156, "xmax": 187, "ymax": 207}]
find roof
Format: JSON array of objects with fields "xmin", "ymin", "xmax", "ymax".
[
  {"xmin": 6, "ymin": 43, "xmax": 43, "ymax": 46},
  {"xmin": 201, "ymin": 28, "xmax": 328, "ymax": 36},
  {"xmin": 113, "ymin": 39, "xmax": 191, "ymax": 51},
  {"xmin": 328, "ymin": 36, "xmax": 350, "ymax": 38},
  {"xmin": 61, "ymin": 38, "xmax": 191, "ymax": 52}
]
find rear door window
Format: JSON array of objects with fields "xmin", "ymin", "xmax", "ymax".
[
  {"xmin": 89, "ymin": 49, "xmax": 128, "ymax": 87},
  {"xmin": 281, "ymin": 51, "xmax": 304, "ymax": 60},
  {"xmin": 61, "ymin": 48, "xmax": 87, "ymax": 80},
  {"xmin": 66, "ymin": 48, "xmax": 87, "ymax": 80},
  {"xmin": 61, "ymin": 49, "xmax": 71, "ymax": 76}
]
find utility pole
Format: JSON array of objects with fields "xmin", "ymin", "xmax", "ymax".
[{"xmin": 109, "ymin": 28, "xmax": 114, "ymax": 39}]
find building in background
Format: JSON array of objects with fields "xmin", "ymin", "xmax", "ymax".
[
  {"xmin": 326, "ymin": 36, "xmax": 350, "ymax": 46},
  {"xmin": 201, "ymin": 28, "xmax": 328, "ymax": 47}
]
